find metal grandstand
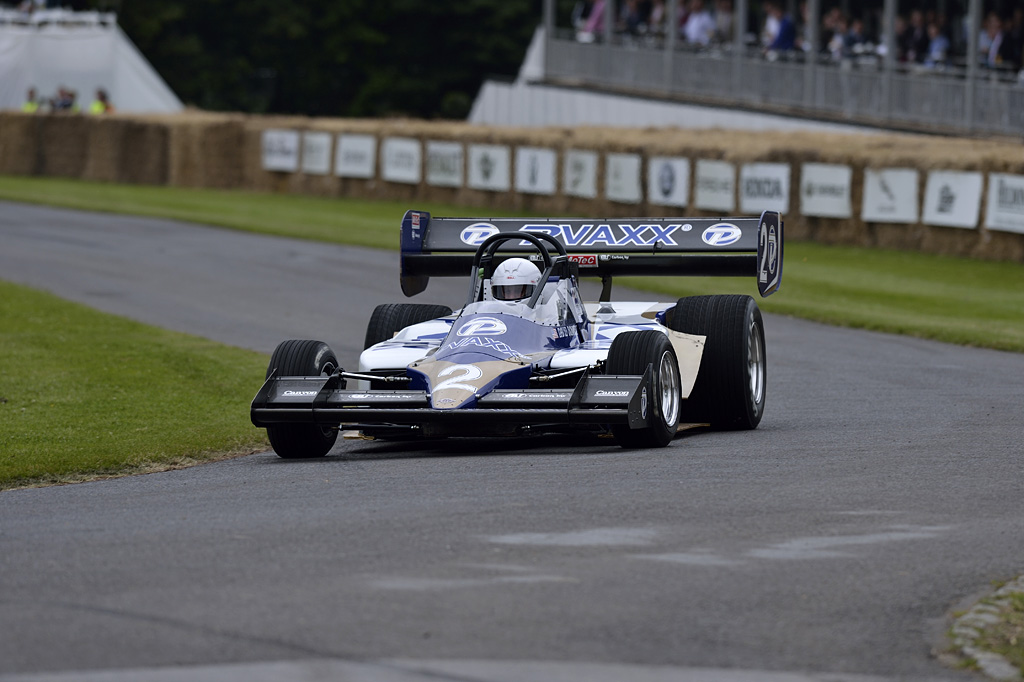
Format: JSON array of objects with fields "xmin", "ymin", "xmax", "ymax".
[{"xmin": 537, "ymin": 0, "xmax": 1024, "ymax": 137}]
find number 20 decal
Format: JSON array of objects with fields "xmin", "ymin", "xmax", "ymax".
[
  {"xmin": 757, "ymin": 211, "xmax": 782, "ymax": 297},
  {"xmin": 434, "ymin": 364, "xmax": 483, "ymax": 393}
]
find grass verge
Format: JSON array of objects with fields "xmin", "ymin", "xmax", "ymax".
[{"xmin": 0, "ymin": 279, "xmax": 269, "ymax": 490}]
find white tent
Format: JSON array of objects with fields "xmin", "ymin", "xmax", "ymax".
[{"xmin": 0, "ymin": 9, "xmax": 183, "ymax": 113}]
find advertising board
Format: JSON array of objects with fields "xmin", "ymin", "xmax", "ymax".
[
  {"xmin": 300, "ymin": 132, "xmax": 332, "ymax": 175},
  {"xmin": 922, "ymin": 170, "xmax": 983, "ymax": 229},
  {"xmin": 605, "ymin": 153, "xmax": 642, "ymax": 204},
  {"xmin": 468, "ymin": 144, "xmax": 511, "ymax": 191},
  {"xmin": 515, "ymin": 147, "xmax": 557, "ymax": 195},
  {"xmin": 335, "ymin": 134, "xmax": 376, "ymax": 179},
  {"xmin": 261, "ymin": 129, "xmax": 300, "ymax": 172},
  {"xmin": 564, "ymin": 149, "xmax": 598, "ymax": 199},
  {"xmin": 426, "ymin": 141, "xmax": 463, "ymax": 188},
  {"xmin": 800, "ymin": 163, "xmax": 852, "ymax": 218},
  {"xmin": 648, "ymin": 157, "xmax": 690, "ymax": 208},
  {"xmin": 985, "ymin": 173, "xmax": 1024, "ymax": 234},
  {"xmin": 740, "ymin": 163, "xmax": 790, "ymax": 214},
  {"xmin": 694, "ymin": 159, "xmax": 735, "ymax": 212},
  {"xmin": 381, "ymin": 137, "xmax": 422, "ymax": 185},
  {"xmin": 861, "ymin": 168, "xmax": 919, "ymax": 223}
]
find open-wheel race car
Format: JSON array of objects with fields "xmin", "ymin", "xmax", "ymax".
[{"xmin": 251, "ymin": 209, "xmax": 783, "ymax": 456}]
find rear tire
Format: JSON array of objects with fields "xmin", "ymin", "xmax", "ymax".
[
  {"xmin": 667, "ymin": 295, "xmax": 766, "ymax": 430},
  {"xmin": 265, "ymin": 339, "xmax": 339, "ymax": 459},
  {"xmin": 364, "ymin": 303, "xmax": 453, "ymax": 349},
  {"xmin": 606, "ymin": 330, "xmax": 681, "ymax": 449}
]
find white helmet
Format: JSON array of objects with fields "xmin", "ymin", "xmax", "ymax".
[{"xmin": 491, "ymin": 257, "xmax": 541, "ymax": 301}]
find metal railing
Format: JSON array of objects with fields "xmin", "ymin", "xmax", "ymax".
[{"xmin": 545, "ymin": 35, "xmax": 1024, "ymax": 137}]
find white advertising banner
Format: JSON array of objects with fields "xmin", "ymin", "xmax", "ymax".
[
  {"xmin": 261, "ymin": 129, "xmax": 300, "ymax": 172},
  {"xmin": 426, "ymin": 141, "xmax": 464, "ymax": 188},
  {"xmin": 564, "ymin": 149, "xmax": 598, "ymax": 199},
  {"xmin": 300, "ymin": 132, "xmax": 332, "ymax": 175},
  {"xmin": 381, "ymin": 137, "xmax": 422, "ymax": 185},
  {"xmin": 800, "ymin": 163, "xmax": 852, "ymax": 218},
  {"xmin": 606, "ymin": 153, "xmax": 642, "ymax": 204},
  {"xmin": 862, "ymin": 168, "xmax": 919, "ymax": 224},
  {"xmin": 334, "ymin": 134, "xmax": 376, "ymax": 179},
  {"xmin": 694, "ymin": 160, "xmax": 735, "ymax": 212},
  {"xmin": 515, "ymin": 147, "xmax": 557, "ymax": 195},
  {"xmin": 985, "ymin": 173, "xmax": 1024, "ymax": 234},
  {"xmin": 468, "ymin": 145, "xmax": 511, "ymax": 191},
  {"xmin": 922, "ymin": 170, "xmax": 983, "ymax": 229},
  {"xmin": 740, "ymin": 163, "xmax": 790, "ymax": 214},
  {"xmin": 648, "ymin": 157, "xmax": 690, "ymax": 208}
]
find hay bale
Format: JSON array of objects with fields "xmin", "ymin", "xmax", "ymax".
[
  {"xmin": 167, "ymin": 112, "xmax": 246, "ymax": 188},
  {"xmin": 36, "ymin": 115, "xmax": 90, "ymax": 178},
  {"xmin": 81, "ymin": 117, "xmax": 121, "ymax": 182},
  {"xmin": 117, "ymin": 119, "xmax": 169, "ymax": 185},
  {"xmin": 0, "ymin": 113, "xmax": 39, "ymax": 175}
]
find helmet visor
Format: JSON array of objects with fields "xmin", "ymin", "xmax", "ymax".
[{"xmin": 492, "ymin": 283, "xmax": 535, "ymax": 301}]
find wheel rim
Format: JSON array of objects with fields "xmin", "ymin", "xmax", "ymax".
[
  {"xmin": 658, "ymin": 350, "xmax": 680, "ymax": 426},
  {"xmin": 748, "ymin": 319, "xmax": 765, "ymax": 407}
]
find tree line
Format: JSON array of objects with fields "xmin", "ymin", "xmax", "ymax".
[{"xmin": 107, "ymin": 0, "xmax": 554, "ymax": 118}]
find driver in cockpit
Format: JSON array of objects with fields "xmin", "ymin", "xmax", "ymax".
[{"xmin": 490, "ymin": 257, "xmax": 541, "ymax": 302}]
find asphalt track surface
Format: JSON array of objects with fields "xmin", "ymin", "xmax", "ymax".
[{"xmin": 2, "ymin": 201, "xmax": 1022, "ymax": 682}]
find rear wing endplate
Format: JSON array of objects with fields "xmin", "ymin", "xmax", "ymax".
[{"xmin": 399, "ymin": 210, "xmax": 782, "ymax": 299}]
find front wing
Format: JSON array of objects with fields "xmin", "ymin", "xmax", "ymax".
[{"xmin": 250, "ymin": 367, "xmax": 657, "ymax": 431}]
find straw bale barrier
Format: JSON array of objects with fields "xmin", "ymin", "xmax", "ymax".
[{"xmin": 1, "ymin": 111, "xmax": 1022, "ymax": 262}]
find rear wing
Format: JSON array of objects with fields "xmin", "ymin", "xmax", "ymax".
[{"xmin": 399, "ymin": 210, "xmax": 783, "ymax": 300}]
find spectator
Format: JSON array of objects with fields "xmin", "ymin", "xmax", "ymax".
[
  {"xmin": 579, "ymin": 0, "xmax": 607, "ymax": 41},
  {"xmin": 761, "ymin": 1, "xmax": 781, "ymax": 47},
  {"xmin": 844, "ymin": 17, "xmax": 868, "ymax": 56},
  {"xmin": 820, "ymin": 7, "xmax": 843, "ymax": 54},
  {"xmin": 764, "ymin": 1, "xmax": 796, "ymax": 52},
  {"xmin": 923, "ymin": 21, "xmax": 950, "ymax": 68},
  {"xmin": 88, "ymin": 88, "xmax": 114, "ymax": 114},
  {"xmin": 675, "ymin": 0, "xmax": 691, "ymax": 36},
  {"xmin": 901, "ymin": 9, "xmax": 930, "ymax": 63},
  {"xmin": 978, "ymin": 11, "xmax": 1004, "ymax": 67},
  {"xmin": 648, "ymin": 0, "xmax": 666, "ymax": 36},
  {"xmin": 51, "ymin": 87, "xmax": 79, "ymax": 113},
  {"xmin": 713, "ymin": 0, "xmax": 733, "ymax": 43},
  {"xmin": 619, "ymin": 0, "xmax": 649, "ymax": 35},
  {"xmin": 826, "ymin": 13, "xmax": 849, "ymax": 60},
  {"xmin": 889, "ymin": 14, "xmax": 908, "ymax": 61},
  {"xmin": 571, "ymin": 0, "xmax": 595, "ymax": 30},
  {"xmin": 21, "ymin": 87, "xmax": 40, "ymax": 113},
  {"xmin": 796, "ymin": 1, "xmax": 812, "ymax": 51},
  {"xmin": 682, "ymin": 0, "xmax": 715, "ymax": 45},
  {"xmin": 999, "ymin": 8, "xmax": 1023, "ymax": 72}
]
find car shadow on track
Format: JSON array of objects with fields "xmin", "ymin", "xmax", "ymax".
[{"xmin": 254, "ymin": 427, "xmax": 712, "ymax": 464}]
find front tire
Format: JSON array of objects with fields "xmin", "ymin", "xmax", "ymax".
[
  {"xmin": 667, "ymin": 295, "xmax": 766, "ymax": 430},
  {"xmin": 265, "ymin": 339, "xmax": 339, "ymax": 459},
  {"xmin": 606, "ymin": 330, "xmax": 681, "ymax": 449},
  {"xmin": 364, "ymin": 303, "xmax": 453, "ymax": 349}
]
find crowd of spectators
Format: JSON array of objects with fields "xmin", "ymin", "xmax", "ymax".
[
  {"xmin": 21, "ymin": 86, "xmax": 115, "ymax": 114},
  {"xmin": 573, "ymin": 0, "xmax": 736, "ymax": 46},
  {"xmin": 571, "ymin": 0, "xmax": 1024, "ymax": 77}
]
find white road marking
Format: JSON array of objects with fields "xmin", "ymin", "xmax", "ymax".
[{"xmin": 486, "ymin": 527, "xmax": 658, "ymax": 547}]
